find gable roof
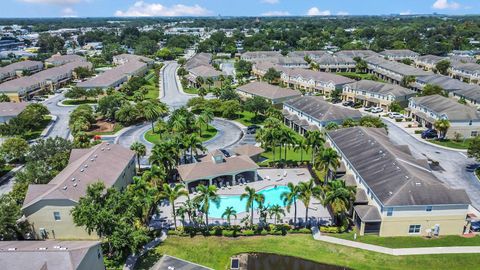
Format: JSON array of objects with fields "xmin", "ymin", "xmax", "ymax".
[
  {"xmin": 237, "ymin": 81, "xmax": 301, "ymax": 101},
  {"xmin": 415, "ymin": 74, "xmax": 479, "ymax": 93},
  {"xmin": 328, "ymin": 127, "xmax": 470, "ymax": 207},
  {"xmin": 345, "ymin": 80, "xmax": 415, "ymax": 97},
  {"xmin": 410, "ymin": 94, "xmax": 480, "ymax": 122},
  {"xmin": 365, "ymin": 56, "xmax": 432, "ymax": 77},
  {"xmin": 233, "ymin": 145, "xmax": 265, "ymax": 157},
  {"xmin": 0, "ymin": 240, "xmax": 102, "ymax": 270},
  {"xmin": 22, "ymin": 142, "xmax": 135, "ymax": 210},
  {"xmin": 0, "ymin": 102, "xmax": 28, "ymax": 117},
  {"xmin": 284, "ymin": 96, "xmax": 362, "ymax": 123}
]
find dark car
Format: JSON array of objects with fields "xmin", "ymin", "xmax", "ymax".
[
  {"xmin": 466, "ymin": 164, "xmax": 480, "ymax": 173},
  {"xmin": 247, "ymin": 125, "xmax": 259, "ymax": 134},
  {"xmin": 220, "ymin": 149, "xmax": 231, "ymax": 157},
  {"xmin": 342, "ymin": 101, "xmax": 355, "ymax": 107},
  {"xmin": 471, "ymin": 221, "xmax": 480, "ymax": 232},
  {"xmin": 421, "ymin": 129, "xmax": 438, "ymax": 139}
]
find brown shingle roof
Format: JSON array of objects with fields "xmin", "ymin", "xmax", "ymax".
[
  {"xmin": 0, "ymin": 102, "xmax": 27, "ymax": 117},
  {"xmin": 233, "ymin": 145, "xmax": 265, "ymax": 157},
  {"xmin": 22, "ymin": 142, "xmax": 135, "ymax": 209},
  {"xmin": 237, "ymin": 81, "xmax": 301, "ymax": 101}
]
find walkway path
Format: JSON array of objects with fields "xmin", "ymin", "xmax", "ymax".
[
  {"xmin": 311, "ymin": 226, "xmax": 480, "ymax": 256},
  {"xmin": 123, "ymin": 230, "xmax": 167, "ymax": 270}
]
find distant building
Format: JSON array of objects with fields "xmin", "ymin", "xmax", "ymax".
[
  {"xmin": 240, "ymin": 51, "xmax": 282, "ymax": 61},
  {"xmin": 0, "ymin": 60, "xmax": 43, "ymax": 82},
  {"xmin": 342, "ymin": 80, "xmax": 416, "ymax": 111},
  {"xmin": 328, "ymin": 127, "xmax": 471, "ymax": 237},
  {"xmin": 283, "ymin": 96, "xmax": 362, "ymax": 134},
  {"xmin": 365, "ymin": 55, "xmax": 432, "ymax": 85},
  {"xmin": 380, "ymin": 49, "xmax": 419, "ymax": 61},
  {"xmin": 449, "ymin": 62, "xmax": 480, "ymax": 85},
  {"xmin": 22, "ymin": 142, "xmax": 136, "ymax": 240},
  {"xmin": 0, "ymin": 102, "xmax": 28, "ymax": 123},
  {"xmin": 415, "ymin": 55, "xmax": 448, "ymax": 71},
  {"xmin": 236, "ymin": 81, "xmax": 302, "ymax": 105},
  {"xmin": 312, "ymin": 54, "xmax": 356, "ymax": 72},
  {"xmin": 184, "ymin": 53, "xmax": 225, "ymax": 88},
  {"xmin": 408, "ymin": 94, "xmax": 480, "ymax": 138},
  {"xmin": 45, "ymin": 54, "xmax": 86, "ymax": 67},
  {"xmin": 0, "ymin": 240, "xmax": 105, "ymax": 270}
]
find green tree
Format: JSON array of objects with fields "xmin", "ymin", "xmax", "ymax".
[
  {"xmin": 263, "ymin": 68, "xmax": 282, "ymax": 84},
  {"xmin": 130, "ymin": 142, "xmax": 146, "ymax": 172},
  {"xmin": 422, "ymin": 84, "xmax": 447, "ymax": 97},
  {"xmin": 434, "ymin": 119, "xmax": 451, "ymax": 139},
  {"xmin": 143, "ymin": 100, "xmax": 168, "ymax": 132},
  {"xmin": 234, "ymin": 59, "xmax": 252, "ymax": 78},
  {"xmin": 1, "ymin": 137, "xmax": 29, "ymax": 162},
  {"xmin": 221, "ymin": 206, "xmax": 237, "ymax": 226},
  {"xmin": 293, "ymin": 136, "xmax": 309, "ymax": 162},
  {"xmin": 281, "ymin": 182, "xmax": 300, "ymax": 226},
  {"xmin": 468, "ymin": 137, "xmax": 480, "ymax": 162},
  {"xmin": 0, "ymin": 94, "xmax": 11, "ymax": 102},
  {"xmin": 305, "ymin": 130, "xmax": 325, "ymax": 167},
  {"xmin": 159, "ymin": 183, "xmax": 188, "ymax": 230},
  {"xmin": 298, "ymin": 179, "xmax": 322, "ymax": 227},
  {"xmin": 268, "ymin": 204, "xmax": 285, "ymax": 224},
  {"xmin": 193, "ymin": 184, "xmax": 220, "ymax": 228},
  {"xmin": 435, "ymin": 60, "xmax": 451, "ymax": 75},
  {"xmin": 400, "ymin": 75, "xmax": 416, "ymax": 88},
  {"xmin": 244, "ymin": 96, "xmax": 270, "ymax": 119},
  {"xmin": 240, "ymin": 186, "xmax": 265, "ymax": 226},
  {"xmin": 324, "ymin": 179, "xmax": 356, "ymax": 226},
  {"xmin": 316, "ymin": 148, "xmax": 341, "ymax": 185}
]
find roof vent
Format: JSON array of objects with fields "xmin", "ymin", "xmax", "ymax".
[
  {"xmin": 106, "ymin": 143, "xmax": 110, "ymax": 146},
  {"xmin": 7, "ymin": 248, "xmax": 16, "ymax": 251},
  {"xmin": 38, "ymin": 247, "xmax": 47, "ymax": 250},
  {"xmin": 71, "ymin": 177, "xmax": 75, "ymax": 181},
  {"xmin": 107, "ymin": 147, "xmax": 111, "ymax": 151},
  {"xmin": 415, "ymin": 182, "xmax": 422, "ymax": 186},
  {"xmin": 94, "ymin": 154, "xmax": 98, "ymax": 158},
  {"xmin": 62, "ymin": 186, "xmax": 67, "ymax": 190},
  {"xmin": 90, "ymin": 158, "xmax": 94, "ymax": 162},
  {"xmin": 53, "ymin": 245, "xmax": 61, "ymax": 249},
  {"xmin": 73, "ymin": 183, "xmax": 77, "ymax": 187},
  {"xmin": 101, "ymin": 148, "xmax": 105, "ymax": 151},
  {"xmin": 84, "ymin": 164, "xmax": 88, "ymax": 168},
  {"xmin": 80, "ymin": 168, "xmax": 84, "ymax": 172},
  {"xmin": 59, "ymin": 247, "xmax": 68, "ymax": 250},
  {"xmin": 405, "ymin": 175, "xmax": 409, "ymax": 179},
  {"xmin": 388, "ymin": 191, "xmax": 393, "ymax": 196}
]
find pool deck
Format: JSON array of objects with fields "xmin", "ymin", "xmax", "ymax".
[{"xmin": 157, "ymin": 168, "xmax": 332, "ymax": 227}]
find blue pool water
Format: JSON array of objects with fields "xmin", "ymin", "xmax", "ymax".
[{"xmin": 208, "ymin": 185, "xmax": 290, "ymax": 218}]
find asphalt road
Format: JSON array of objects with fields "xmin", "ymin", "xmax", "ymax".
[
  {"xmin": 385, "ymin": 121, "xmax": 480, "ymax": 209},
  {"xmin": 43, "ymin": 93, "xmax": 71, "ymax": 139}
]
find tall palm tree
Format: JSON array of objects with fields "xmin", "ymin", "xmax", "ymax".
[
  {"xmin": 316, "ymin": 148, "xmax": 341, "ymax": 185},
  {"xmin": 179, "ymin": 197, "xmax": 199, "ymax": 227},
  {"xmin": 184, "ymin": 133, "xmax": 206, "ymax": 163},
  {"xmin": 195, "ymin": 76, "xmax": 204, "ymax": 87},
  {"xmin": 269, "ymin": 204, "xmax": 285, "ymax": 224},
  {"xmin": 206, "ymin": 77, "xmax": 214, "ymax": 90},
  {"xmin": 143, "ymin": 101, "xmax": 167, "ymax": 133},
  {"xmin": 298, "ymin": 179, "xmax": 322, "ymax": 227},
  {"xmin": 196, "ymin": 109, "xmax": 214, "ymax": 137},
  {"xmin": 305, "ymin": 130, "xmax": 325, "ymax": 166},
  {"xmin": 221, "ymin": 206, "xmax": 237, "ymax": 226},
  {"xmin": 159, "ymin": 183, "xmax": 188, "ymax": 230},
  {"xmin": 130, "ymin": 141, "xmax": 146, "ymax": 172},
  {"xmin": 324, "ymin": 179, "xmax": 356, "ymax": 225},
  {"xmin": 218, "ymin": 74, "xmax": 225, "ymax": 88},
  {"xmin": 294, "ymin": 137, "xmax": 309, "ymax": 163},
  {"xmin": 128, "ymin": 176, "xmax": 157, "ymax": 225},
  {"xmin": 141, "ymin": 164, "xmax": 166, "ymax": 188},
  {"xmin": 198, "ymin": 87, "xmax": 207, "ymax": 98},
  {"xmin": 434, "ymin": 119, "xmax": 451, "ymax": 139},
  {"xmin": 240, "ymin": 186, "xmax": 265, "ymax": 226},
  {"xmin": 149, "ymin": 141, "xmax": 178, "ymax": 172},
  {"xmin": 193, "ymin": 184, "xmax": 220, "ymax": 228},
  {"xmin": 281, "ymin": 182, "xmax": 300, "ymax": 226}
]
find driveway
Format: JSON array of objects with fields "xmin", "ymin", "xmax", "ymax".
[
  {"xmin": 385, "ymin": 121, "xmax": 480, "ymax": 209},
  {"xmin": 42, "ymin": 93, "xmax": 72, "ymax": 139},
  {"xmin": 203, "ymin": 118, "xmax": 244, "ymax": 152}
]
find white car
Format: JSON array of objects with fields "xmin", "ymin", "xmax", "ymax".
[
  {"xmin": 371, "ymin": 107, "xmax": 383, "ymax": 113},
  {"xmin": 388, "ymin": 112, "xmax": 404, "ymax": 119}
]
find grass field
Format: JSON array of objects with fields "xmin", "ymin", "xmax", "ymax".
[
  {"xmin": 183, "ymin": 87, "xmax": 199, "ymax": 95},
  {"xmin": 144, "ymin": 70, "xmax": 159, "ymax": 100},
  {"xmin": 260, "ymin": 146, "xmax": 313, "ymax": 163},
  {"xmin": 135, "ymin": 235, "xmax": 480, "ymax": 270},
  {"xmin": 429, "ymin": 139, "xmax": 473, "ymax": 150},
  {"xmin": 235, "ymin": 111, "xmax": 266, "ymax": 127},
  {"xmin": 62, "ymin": 98, "xmax": 97, "ymax": 105},
  {"xmin": 330, "ymin": 231, "xmax": 480, "ymax": 248},
  {"xmin": 145, "ymin": 124, "xmax": 217, "ymax": 145}
]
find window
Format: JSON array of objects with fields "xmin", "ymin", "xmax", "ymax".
[
  {"xmin": 386, "ymin": 208, "xmax": 393, "ymax": 216},
  {"xmin": 472, "ymin": 131, "xmax": 478, "ymax": 137},
  {"xmin": 408, "ymin": 225, "xmax": 421, "ymax": 234},
  {"xmin": 426, "ymin": 206, "xmax": 433, "ymax": 212},
  {"xmin": 53, "ymin": 211, "xmax": 61, "ymax": 221}
]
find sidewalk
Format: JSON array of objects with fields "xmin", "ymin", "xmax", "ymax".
[
  {"xmin": 311, "ymin": 226, "xmax": 480, "ymax": 256},
  {"xmin": 123, "ymin": 230, "xmax": 167, "ymax": 270}
]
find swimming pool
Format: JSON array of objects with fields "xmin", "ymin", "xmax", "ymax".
[{"xmin": 208, "ymin": 185, "xmax": 290, "ymax": 218}]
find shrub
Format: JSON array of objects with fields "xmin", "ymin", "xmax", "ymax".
[
  {"xmin": 320, "ymin": 226, "xmax": 343, "ymax": 234},
  {"xmin": 414, "ymin": 130, "xmax": 424, "ymax": 134},
  {"xmin": 406, "ymin": 118, "xmax": 412, "ymax": 121},
  {"xmin": 243, "ymin": 230, "xmax": 255, "ymax": 236},
  {"xmin": 289, "ymin": 228, "xmax": 311, "ymax": 234},
  {"xmin": 407, "ymin": 124, "xmax": 412, "ymax": 128},
  {"xmin": 270, "ymin": 230, "xmax": 284, "ymax": 235},
  {"xmin": 168, "ymin": 230, "xmax": 179, "ymax": 235},
  {"xmin": 211, "ymin": 226, "xmax": 223, "ymax": 236},
  {"xmin": 395, "ymin": 118, "xmax": 403, "ymax": 122},
  {"xmin": 260, "ymin": 229, "xmax": 269, "ymax": 236},
  {"xmin": 222, "ymin": 230, "xmax": 235, "ymax": 237}
]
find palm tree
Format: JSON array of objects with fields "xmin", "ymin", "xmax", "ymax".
[
  {"xmin": 324, "ymin": 179, "xmax": 356, "ymax": 225},
  {"xmin": 401, "ymin": 75, "xmax": 416, "ymax": 88},
  {"xmin": 143, "ymin": 101, "xmax": 167, "ymax": 133},
  {"xmin": 149, "ymin": 141, "xmax": 178, "ymax": 172},
  {"xmin": 183, "ymin": 133, "xmax": 205, "ymax": 163},
  {"xmin": 197, "ymin": 109, "xmax": 214, "ymax": 137},
  {"xmin": 141, "ymin": 164, "xmax": 166, "ymax": 188},
  {"xmin": 130, "ymin": 141, "xmax": 146, "ymax": 172},
  {"xmin": 294, "ymin": 137, "xmax": 309, "ymax": 162},
  {"xmin": 221, "ymin": 206, "xmax": 237, "ymax": 226},
  {"xmin": 159, "ymin": 183, "xmax": 188, "ymax": 230},
  {"xmin": 298, "ymin": 179, "xmax": 322, "ymax": 227},
  {"xmin": 305, "ymin": 130, "xmax": 325, "ymax": 166},
  {"xmin": 434, "ymin": 119, "xmax": 451, "ymax": 139},
  {"xmin": 206, "ymin": 77, "xmax": 214, "ymax": 90},
  {"xmin": 195, "ymin": 76, "xmax": 204, "ymax": 88},
  {"xmin": 316, "ymin": 148, "xmax": 341, "ymax": 185},
  {"xmin": 240, "ymin": 186, "xmax": 265, "ymax": 226},
  {"xmin": 269, "ymin": 204, "xmax": 285, "ymax": 224},
  {"xmin": 179, "ymin": 198, "xmax": 199, "ymax": 227},
  {"xmin": 193, "ymin": 184, "xmax": 220, "ymax": 228},
  {"xmin": 281, "ymin": 182, "xmax": 300, "ymax": 226},
  {"xmin": 218, "ymin": 74, "xmax": 225, "ymax": 88},
  {"xmin": 198, "ymin": 87, "xmax": 207, "ymax": 98}
]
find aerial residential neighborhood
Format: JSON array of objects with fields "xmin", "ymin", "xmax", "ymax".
[{"xmin": 2, "ymin": 1, "xmax": 480, "ymax": 270}]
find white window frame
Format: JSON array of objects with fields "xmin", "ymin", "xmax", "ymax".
[{"xmin": 408, "ymin": 224, "xmax": 421, "ymax": 234}]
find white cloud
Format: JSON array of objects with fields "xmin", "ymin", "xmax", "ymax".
[
  {"xmin": 432, "ymin": 0, "xmax": 460, "ymax": 10},
  {"xmin": 261, "ymin": 11, "xmax": 290, "ymax": 16},
  {"xmin": 19, "ymin": 0, "xmax": 83, "ymax": 4},
  {"xmin": 115, "ymin": 1, "xmax": 212, "ymax": 17},
  {"xmin": 61, "ymin": 7, "xmax": 77, "ymax": 17},
  {"xmin": 307, "ymin": 7, "xmax": 331, "ymax": 16},
  {"xmin": 261, "ymin": 0, "xmax": 279, "ymax": 4},
  {"xmin": 400, "ymin": 10, "xmax": 412, "ymax": 15},
  {"xmin": 337, "ymin": 11, "xmax": 349, "ymax": 16}
]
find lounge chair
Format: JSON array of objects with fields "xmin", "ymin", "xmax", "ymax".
[{"xmin": 283, "ymin": 171, "xmax": 287, "ymax": 177}]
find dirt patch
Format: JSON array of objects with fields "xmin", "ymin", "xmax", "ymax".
[{"xmin": 90, "ymin": 120, "xmax": 115, "ymax": 133}]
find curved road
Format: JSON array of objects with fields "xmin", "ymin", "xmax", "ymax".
[{"xmin": 385, "ymin": 121, "xmax": 480, "ymax": 209}]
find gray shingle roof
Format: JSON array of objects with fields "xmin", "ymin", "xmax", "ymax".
[
  {"xmin": 328, "ymin": 127, "xmax": 470, "ymax": 206},
  {"xmin": 241, "ymin": 51, "xmax": 282, "ymax": 60},
  {"xmin": 380, "ymin": 49, "xmax": 419, "ymax": 58},
  {"xmin": 415, "ymin": 74, "xmax": 479, "ymax": 93},
  {"xmin": 237, "ymin": 81, "xmax": 301, "ymax": 101},
  {"xmin": 284, "ymin": 96, "xmax": 362, "ymax": 123},
  {"xmin": 345, "ymin": 80, "xmax": 415, "ymax": 97},
  {"xmin": 416, "ymin": 54, "xmax": 447, "ymax": 65},
  {"xmin": 354, "ymin": 205, "xmax": 382, "ymax": 222},
  {"xmin": 314, "ymin": 54, "xmax": 355, "ymax": 66},
  {"xmin": 45, "ymin": 54, "xmax": 86, "ymax": 66},
  {"xmin": 365, "ymin": 56, "xmax": 432, "ymax": 77},
  {"xmin": 0, "ymin": 60, "xmax": 43, "ymax": 80},
  {"xmin": 0, "ymin": 102, "xmax": 28, "ymax": 117},
  {"xmin": 335, "ymin": 50, "xmax": 379, "ymax": 59},
  {"xmin": 22, "ymin": 142, "xmax": 135, "ymax": 210},
  {"xmin": 0, "ymin": 240, "xmax": 102, "ymax": 270},
  {"xmin": 410, "ymin": 94, "xmax": 480, "ymax": 121}
]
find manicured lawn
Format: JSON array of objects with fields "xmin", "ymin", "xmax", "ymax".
[
  {"xmin": 144, "ymin": 70, "xmax": 159, "ymax": 100},
  {"xmin": 0, "ymin": 164, "xmax": 14, "ymax": 177},
  {"xmin": 330, "ymin": 231, "xmax": 480, "ymax": 248},
  {"xmin": 136, "ymin": 235, "xmax": 480, "ymax": 270},
  {"xmin": 261, "ymin": 146, "xmax": 312, "ymax": 163},
  {"xmin": 145, "ymin": 124, "xmax": 217, "ymax": 144},
  {"xmin": 336, "ymin": 72, "xmax": 386, "ymax": 82},
  {"xmin": 183, "ymin": 87, "xmax": 199, "ymax": 95},
  {"xmin": 429, "ymin": 139, "xmax": 473, "ymax": 150},
  {"xmin": 62, "ymin": 98, "xmax": 97, "ymax": 105},
  {"xmin": 235, "ymin": 111, "xmax": 266, "ymax": 127}
]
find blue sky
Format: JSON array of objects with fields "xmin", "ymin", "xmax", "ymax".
[{"xmin": 1, "ymin": 0, "xmax": 479, "ymax": 18}]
